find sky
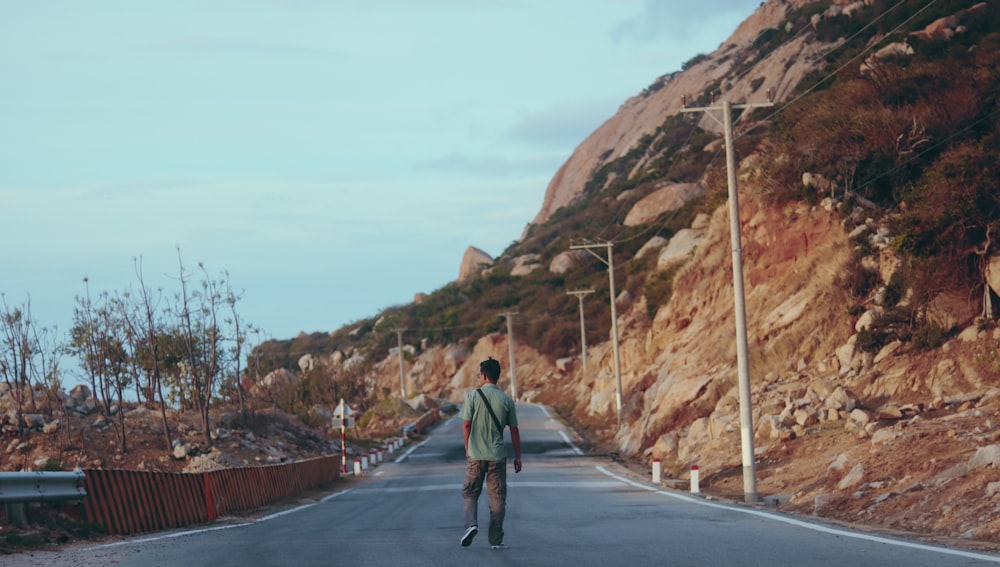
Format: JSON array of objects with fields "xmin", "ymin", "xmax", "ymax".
[{"xmin": 1, "ymin": 0, "xmax": 764, "ymax": 354}]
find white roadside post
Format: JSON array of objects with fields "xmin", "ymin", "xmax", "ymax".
[
  {"xmin": 652, "ymin": 459, "xmax": 662, "ymax": 484},
  {"xmin": 691, "ymin": 465, "xmax": 701, "ymax": 494}
]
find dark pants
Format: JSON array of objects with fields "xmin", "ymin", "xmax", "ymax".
[{"xmin": 462, "ymin": 458, "xmax": 508, "ymax": 545}]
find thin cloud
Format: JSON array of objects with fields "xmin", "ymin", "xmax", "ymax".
[
  {"xmin": 612, "ymin": 0, "xmax": 760, "ymax": 44},
  {"xmin": 413, "ymin": 153, "xmax": 564, "ymax": 178},
  {"xmin": 160, "ymin": 37, "xmax": 338, "ymax": 58},
  {"xmin": 503, "ymin": 99, "xmax": 620, "ymax": 150}
]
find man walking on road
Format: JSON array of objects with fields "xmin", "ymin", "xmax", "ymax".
[{"xmin": 460, "ymin": 357, "xmax": 522, "ymax": 550}]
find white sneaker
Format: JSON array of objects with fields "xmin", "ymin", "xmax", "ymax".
[{"xmin": 460, "ymin": 526, "xmax": 478, "ymax": 547}]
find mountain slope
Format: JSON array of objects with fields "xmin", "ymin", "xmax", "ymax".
[
  {"xmin": 254, "ymin": 0, "xmax": 1000, "ymax": 547},
  {"xmin": 532, "ymin": 0, "xmax": 830, "ymax": 225}
]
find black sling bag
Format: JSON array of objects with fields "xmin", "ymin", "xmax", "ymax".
[{"xmin": 475, "ymin": 388, "xmax": 504, "ymax": 436}]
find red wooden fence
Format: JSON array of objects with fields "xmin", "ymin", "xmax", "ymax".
[
  {"xmin": 78, "ymin": 410, "xmax": 442, "ymax": 536},
  {"xmin": 82, "ymin": 455, "xmax": 341, "ymax": 535}
]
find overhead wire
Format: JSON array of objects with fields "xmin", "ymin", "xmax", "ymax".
[
  {"xmin": 594, "ymin": 0, "xmax": 881, "ymax": 247},
  {"xmin": 613, "ymin": 0, "xmax": 939, "ymax": 247},
  {"xmin": 742, "ymin": 0, "xmax": 937, "ymax": 138},
  {"xmin": 584, "ymin": 0, "xmax": 950, "ymax": 277}
]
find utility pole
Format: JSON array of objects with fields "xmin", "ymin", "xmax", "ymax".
[
  {"xmin": 499, "ymin": 312, "xmax": 519, "ymax": 401},
  {"xmin": 569, "ymin": 241, "xmax": 623, "ymax": 426},
  {"xmin": 567, "ymin": 289, "xmax": 595, "ymax": 382},
  {"xmin": 394, "ymin": 328, "xmax": 406, "ymax": 399},
  {"xmin": 681, "ymin": 94, "xmax": 773, "ymax": 504}
]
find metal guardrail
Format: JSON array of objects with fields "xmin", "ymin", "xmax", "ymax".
[{"xmin": 0, "ymin": 470, "xmax": 87, "ymax": 504}]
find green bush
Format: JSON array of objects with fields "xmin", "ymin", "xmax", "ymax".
[
  {"xmin": 838, "ymin": 260, "xmax": 880, "ymax": 300},
  {"xmin": 682, "ymin": 53, "xmax": 708, "ymax": 71},
  {"xmin": 855, "ymin": 327, "xmax": 881, "ymax": 353},
  {"xmin": 912, "ymin": 323, "xmax": 946, "ymax": 350},
  {"xmin": 883, "ymin": 270, "xmax": 907, "ymax": 308},
  {"xmin": 644, "ymin": 264, "xmax": 682, "ymax": 318},
  {"xmin": 39, "ymin": 459, "xmax": 64, "ymax": 472}
]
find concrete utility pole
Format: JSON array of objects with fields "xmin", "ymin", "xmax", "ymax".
[
  {"xmin": 681, "ymin": 95, "xmax": 773, "ymax": 504},
  {"xmin": 567, "ymin": 289, "xmax": 595, "ymax": 383},
  {"xmin": 569, "ymin": 241, "xmax": 623, "ymax": 426},
  {"xmin": 394, "ymin": 328, "xmax": 406, "ymax": 399},
  {"xmin": 500, "ymin": 312, "xmax": 519, "ymax": 401}
]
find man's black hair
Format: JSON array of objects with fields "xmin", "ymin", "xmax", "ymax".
[{"xmin": 480, "ymin": 357, "xmax": 501, "ymax": 382}]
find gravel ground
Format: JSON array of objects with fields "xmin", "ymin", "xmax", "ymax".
[{"xmin": 3, "ymin": 542, "xmax": 134, "ymax": 567}]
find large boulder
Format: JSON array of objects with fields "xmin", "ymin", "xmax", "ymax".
[
  {"xmin": 656, "ymin": 228, "xmax": 706, "ymax": 269},
  {"xmin": 511, "ymin": 254, "xmax": 542, "ymax": 277},
  {"xmin": 624, "ymin": 183, "xmax": 706, "ymax": 227},
  {"xmin": 549, "ymin": 250, "xmax": 588, "ymax": 274},
  {"xmin": 458, "ymin": 246, "xmax": 493, "ymax": 282},
  {"xmin": 634, "ymin": 236, "xmax": 669, "ymax": 261}
]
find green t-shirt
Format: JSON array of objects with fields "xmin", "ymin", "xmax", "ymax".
[{"xmin": 460, "ymin": 383, "xmax": 518, "ymax": 461}]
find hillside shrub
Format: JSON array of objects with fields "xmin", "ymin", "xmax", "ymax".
[
  {"xmin": 883, "ymin": 270, "xmax": 906, "ymax": 308},
  {"xmin": 838, "ymin": 258, "xmax": 880, "ymax": 300},
  {"xmin": 644, "ymin": 263, "xmax": 682, "ymax": 318},
  {"xmin": 912, "ymin": 323, "xmax": 946, "ymax": 351},
  {"xmin": 682, "ymin": 53, "xmax": 708, "ymax": 71}
]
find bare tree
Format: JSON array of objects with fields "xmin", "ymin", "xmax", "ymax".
[
  {"xmin": 70, "ymin": 281, "xmax": 131, "ymax": 453},
  {"xmin": 171, "ymin": 251, "xmax": 247, "ymax": 446},
  {"xmin": 130, "ymin": 258, "xmax": 175, "ymax": 451},
  {"xmin": 0, "ymin": 296, "xmax": 54, "ymax": 436},
  {"xmin": 70, "ymin": 279, "xmax": 103, "ymax": 421},
  {"xmin": 224, "ymin": 274, "xmax": 250, "ymax": 421}
]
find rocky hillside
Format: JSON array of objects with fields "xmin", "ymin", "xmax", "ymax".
[
  {"xmin": 246, "ymin": 0, "xmax": 1000, "ymax": 548},
  {"xmin": 533, "ymin": 0, "xmax": 830, "ymax": 226}
]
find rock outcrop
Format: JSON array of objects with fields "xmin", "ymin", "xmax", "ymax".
[
  {"xmin": 624, "ymin": 183, "xmax": 705, "ymax": 227},
  {"xmin": 531, "ymin": 0, "xmax": 829, "ymax": 226},
  {"xmin": 458, "ymin": 246, "xmax": 493, "ymax": 282}
]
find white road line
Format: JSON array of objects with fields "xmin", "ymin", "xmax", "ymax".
[
  {"xmin": 90, "ymin": 489, "xmax": 356, "ymax": 549},
  {"xmin": 595, "ymin": 466, "xmax": 1000, "ymax": 563},
  {"xmin": 394, "ymin": 438, "xmax": 430, "ymax": 463},
  {"xmin": 89, "ymin": 522, "xmax": 253, "ymax": 549},
  {"xmin": 320, "ymin": 488, "xmax": 353, "ymax": 503},
  {"xmin": 558, "ymin": 430, "xmax": 584, "ymax": 455}
]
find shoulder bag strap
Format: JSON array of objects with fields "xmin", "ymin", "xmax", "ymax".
[{"xmin": 476, "ymin": 388, "xmax": 504, "ymax": 435}]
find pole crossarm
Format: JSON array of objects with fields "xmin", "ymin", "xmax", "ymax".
[
  {"xmin": 570, "ymin": 242, "xmax": 612, "ymax": 266},
  {"xmin": 680, "ymin": 101, "xmax": 774, "ymax": 129}
]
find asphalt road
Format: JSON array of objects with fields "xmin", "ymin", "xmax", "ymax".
[{"xmin": 62, "ymin": 403, "xmax": 1000, "ymax": 566}]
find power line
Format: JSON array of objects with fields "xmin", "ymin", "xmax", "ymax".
[{"xmin": 745, "ymin": 0, "xmax": 938, "ymax": 138}]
